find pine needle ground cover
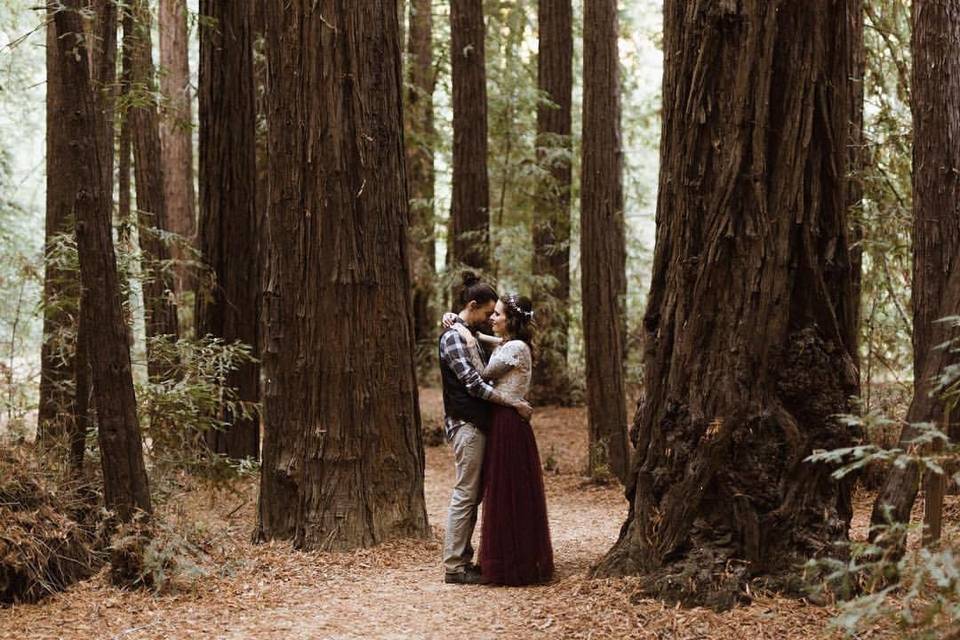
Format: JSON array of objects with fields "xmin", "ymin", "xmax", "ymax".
[
  {"xmin": 1, "ymin": 390, "xmax": 940, "ymax": 639},
  {"xmin": 0, "ymin": 446, "xmax": 106, "ymax": 605}
]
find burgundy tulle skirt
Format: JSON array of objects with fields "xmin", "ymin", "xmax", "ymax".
[{"xmin": 479, "ymin": 404, "xmax": 554, "ymax": 586}]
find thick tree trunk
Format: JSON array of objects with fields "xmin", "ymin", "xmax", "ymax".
[
  {"xmin": 54, "ymin": 0, "xmax": 151, "ymax": 520},
  {"xmin": 197, "ymin": 0, "xmax": 261, "ymax": 460},
  {"xmin": 159, "ymin": 0, "xmax": 196, "ymax": 301},
  {"xmin": 580, "ymin": 0, "xmax": 628, "ymax": 483},
  {"xmin": 256, "ymin": 0, "xmax": 430, "ymax": 549},
  {"xmin": 126, "ymin": 0, "xmax": 180, "ymax": 381},
  {"xmin": 593, "ymin": 1, "xmax": 861, "ymax": 610},
  {"xmin": 405, "ymin": 0, "xmax": 437, "ymax": 370},
  {"xmin": 531, "ymin": 0, "xmax": 573, "ymax": 405},
  {"xmin": 449, "ymin": 0, "xmax": 490, "ymax": 275},
  {"xmin": 38, "ymin": 16, "xmax": 80, "ymax": 446},
  {"xmin": 871, "ymin": 0, "xmax": 960, "ymax": 533}
]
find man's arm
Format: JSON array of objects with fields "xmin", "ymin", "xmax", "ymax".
[{"xmin": 440, "ymin": 330, "xmax": 531, "ymax": 415}]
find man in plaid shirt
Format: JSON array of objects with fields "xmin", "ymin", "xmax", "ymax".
[{"xmin": 439, "ymin": 276, "xmax": 532, "ymax": 585}]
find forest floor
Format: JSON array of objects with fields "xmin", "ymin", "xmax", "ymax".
[{"xmin": 0, "ymin": 388, "xmax": 931, "ymax": 639}]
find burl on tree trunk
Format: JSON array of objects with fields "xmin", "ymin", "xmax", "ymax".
[{"xmin": 593, "ymin": 1, "xmax": 862, "ymax": 610}]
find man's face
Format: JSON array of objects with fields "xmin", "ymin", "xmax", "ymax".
[{"xmin": 465, "ymin": 300, "xmax": 497, "ymax": 330}]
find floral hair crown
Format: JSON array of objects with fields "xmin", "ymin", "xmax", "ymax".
[{"xmin": 505, "ymin": 295, "xmax": 534, "ymax": 321}]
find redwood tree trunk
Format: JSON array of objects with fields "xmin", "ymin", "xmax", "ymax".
[
  {"xmin": 159, "ymin": 0, "xmax": 196, "ymax": 300},
  {"xmin": 871, "ymin": 0, "xmax": 960, "ymax": 532},
  {"xmin": 593, "ymin": 1, "xmax": 862, "ymax": 610},
  {"xmin": 256, "ymin": 0, "xmax": 430, "ymax": 549},
  {"xmin": 54, "ymin": 0, "xmax": 151, "ymax": 520},
  {"xmin": 449, "ymin": 0, "xmax": 490, "ymax": 275},
  {"xmin": 126, "ymin": 0, "xmax": 180, "ymax": 380},
  {"xmin": 531, "ymin": 0, "xmax": 573, "ymax": 405},
  {"xmin": 40, "ymin": 0, "xmax": 114, "ymax": 460},
  {"xmin": 198, "ymin": 0, "xmax": 261, "ymax": 460},
  {"xmin": 38, "ymin": 16, "xmax": 80, "ymax": 446},
  {"xmin": 404, "ymin": 0, "xmax": 437, "ymax": 369},
  {"xmin": 580, "ymin": 0, "xmax": 628, "ymax": 483}
]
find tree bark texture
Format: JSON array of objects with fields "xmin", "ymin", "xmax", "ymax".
[
  {"xmin": 580, "ymin": 0, "xmax": 628, "ymax": 483},
  {"xmin": 159, "ymin": 0, "xmax": 196, "ymax": 299},
  {"xmin": 40, "ymin": 0, "xmax": 115, "ymax": 456},
  {"xmin": 38, "ymin": 16, "xmax": 80, "ymax": 446},
  {"xmin": 256, "ymin": 0, "xmax": 430, "ymax": 550},
  {"xmin": 531, "ymin": 0, "xmax": 573, "ymax": 405},
  {"xmin": 871, "ymin": 0, "xmax": 960, "ymax": 533},
  {"xmin": 126, "ymin": 0, "xmax": 180, "ymax": 378},
  {"xmin": 449, "ymin": 0, "xmax": 490, "ymax": 274},
  {"xmin": 198, "ymin": 0, "xmax": 261, "ymax": 460},
  {"xmin": 593, "ymin": 1, "xmax": 862, "ymax": 610},
  {"xmin": 54, "ymin": 0, "xmax": 151, "ymax": 520},
  {"xmin": 404, "ymin": 0, "xmax": 437, "ymax": 369}
]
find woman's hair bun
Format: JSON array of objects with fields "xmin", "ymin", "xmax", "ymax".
[{"xmin": 461, "ymin": 270, "xmax": 480, "ymax": 288}]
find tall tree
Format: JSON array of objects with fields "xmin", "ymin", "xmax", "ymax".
[
  {"xmin": 871, "ymin": 0, "xmax": 960, "ymax": 533},
  {"xmin": 39, "ymin": 0, "xmax": 116, "ymax": 462},
  {"xmin": 404, "ymin": 0, "xmax": 437, "ymax": 368},
  {"xmin": 38, "ymin": 16, "xmax": 81, "ymax": 447},
  {"xmin": 197, "ymin": 0, "xmax": 261, "ymax": 459},
  {"xmin": 256, "ymin": 0, "xmax": 430, "ymax": 549},
  {"xmin": 53, "ymin": 0, "xmax": 151, "ymax": 519},
  {"xmin": 580, "ymin": 0, "xmax": 628, "ymax": 482},
  {"xmin": 159, "ymin": 0, "xmax": 196, "ymax": 301},
  {"xmin": 126, "ymin": 0, "xmax": 180, "ymax": 380},
  {"xmin": 449, "ymin": 0, "xmax": 491, "ymax": 276},
  {"xmin": 531, "ymin": 0, "xmax": 573, "ymax": 404},
  {"xmin": 593, "ymin": 1, "xmax": 862, "ymax": 610}
]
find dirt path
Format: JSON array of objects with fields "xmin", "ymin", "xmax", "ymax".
[{"xmin": 0, "ymin": 390, "xmax": 855, "ymax": 639}]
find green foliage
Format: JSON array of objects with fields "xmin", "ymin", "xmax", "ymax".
[
  {"xmin": 136, "ymin": 333, "xmax": 259, "ymax": 482},
  {"xmin": 34, "ymin": 228, "xmax": 258, "ymax": 489},
  {"xmin": 0, "ymin": 152, "xmax": 42, "ymax": 430},
  {"xmin": 109, "ymin": 511, "xmax": 210, "ymax": 593},
  {"xmin": 805, "ymin": 319, "xmax": 960, "ymax": 639},
  {"xmin": 858, "ymin": 0, "xmax": 914, "ymax": 404}
]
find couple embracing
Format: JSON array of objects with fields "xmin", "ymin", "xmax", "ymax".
[{"xmin": 438, "ymin": 271, "xmax": 554, "ymax": 587}]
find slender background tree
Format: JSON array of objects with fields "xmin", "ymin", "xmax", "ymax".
[
  {"xmin": 449, "ymin": 0, "xmax": 491, "ymax": 281},
  {"xmin": 197, "ymin": 0, "xmax": 261, "ymax": 460},
  {"xmin": 580, "ymin": 0, "xmax": 628, "ymax": 483},
  {"xmin": 405, "ymin": 0, "xmax": 437, "ymax": 368},
  {"xmin": 531, "ymin": 0, "xmax": 574, "ymax": 405},
  {"xmin": 871, "ymin": 0, "xmax": 960, "ymax": 536},
  {"xmin": 53, "ymin": 0, "xmax": 151, "ymax": 519},
  {"xmin": 126, "ymin": 0, "xmax": 180, "ymax": 380},
  {"xmin": 37, "ymin": 16, "xmax": 81, "ymax": 449},
  {"xmin": 159, "ymin": 0, "xmax": 196, "ymax": 305}
]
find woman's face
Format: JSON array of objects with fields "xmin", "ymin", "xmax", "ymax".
[{"xmin": 491, "ymin": 300, "xmax": 508, "ymax": 337}]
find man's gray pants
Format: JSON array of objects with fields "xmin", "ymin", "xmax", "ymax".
[{"xmin": 443, "ymin": 424, "xmax": 486, "ymax": 574}]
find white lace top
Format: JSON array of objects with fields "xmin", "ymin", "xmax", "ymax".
[{"xmin": 467, "ymin": 339, "xmax": 532, "ymax": 402}]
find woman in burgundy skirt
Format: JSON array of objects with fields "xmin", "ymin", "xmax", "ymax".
[{"xmin": 451, "ymin": 294, "xmax": 554, "ymax": 586}]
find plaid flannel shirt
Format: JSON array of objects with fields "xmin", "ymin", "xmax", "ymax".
[{"xmin": 439, "ymin": 320, "xmax": 495, "ymax": 438}]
